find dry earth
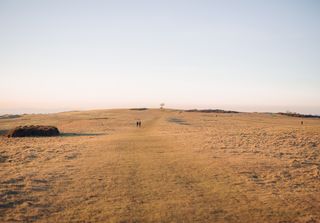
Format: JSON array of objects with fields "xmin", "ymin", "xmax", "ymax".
[{"xmin": 0, "ymin": 109, "xmax": 320, "ymax": 223}]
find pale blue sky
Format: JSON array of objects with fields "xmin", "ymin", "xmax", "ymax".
[{"xmin": 1, "ymin": 0, "xmax": 320, "ymax": 114}]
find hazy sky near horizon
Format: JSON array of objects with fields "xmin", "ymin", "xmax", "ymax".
[{"xmin": 1, "ymin": 0, "xmax": 320, "ymax": 114}]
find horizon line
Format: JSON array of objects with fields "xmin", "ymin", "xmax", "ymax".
[{"xmin": 1, "ymin": 107, "xmax": 320, "ymax": 116}]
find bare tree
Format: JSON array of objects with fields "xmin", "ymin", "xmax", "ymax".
[{"xmin": 160, "ymin": 103, "xmax": 165, "ymax": 109}]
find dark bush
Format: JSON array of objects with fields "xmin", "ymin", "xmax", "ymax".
[{"xmin": 6, "ymin": 125, "xmax": 60, "ymax": 137}]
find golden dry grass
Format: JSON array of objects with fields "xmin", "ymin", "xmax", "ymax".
[{"xmin": 0, "ymin": 109, "xmax": 320, "ymax": 222}]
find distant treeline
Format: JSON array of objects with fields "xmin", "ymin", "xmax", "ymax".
[
  {"xmin": 130, "ymin": 108, "xmax": 148, "ymax": 111},
  {"xmin": 0, "ymin": 114, "xmax": 22, "ymax": 119},
  {"xmin": 185, "ymin": 109, "xmax": 240, "ymax": 114},
  {"xmin": 278, "ymin": 112, "xmax": 320, "ymax": 119}
]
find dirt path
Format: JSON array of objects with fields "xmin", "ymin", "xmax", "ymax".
[
  {"xmin": 43, "ymin": 114, "xmax": 234, "ymax": 222},
  {"xmin": 39, "ymin": 115, "xmax": 285, "ymax": 222}
]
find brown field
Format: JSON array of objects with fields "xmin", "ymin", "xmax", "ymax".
[{"xmin": 0, "ymin": 109, "xmax": 320, "ymax": 223}]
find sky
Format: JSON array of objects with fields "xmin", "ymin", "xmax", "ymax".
[{"xmin": 1, "ymin": 0, "xmax": 320, "ymax": 115}]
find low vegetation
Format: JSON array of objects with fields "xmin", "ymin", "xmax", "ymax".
[
  {"xmin": 130, "ymin": 108, "xmax": 148, "ymax": 111},
  {"xmin": 0, "ymin": 114, "xmax": 22, "ymax": 119},
  {"xmin": 6, "ymin": 125, "xmax": 60, "ymax": 137},
  {"xmin": 185, "ymin": 109, "xmax": 240, "ymax": 113},
  {"xmin": 278, "ymin": 112, "xmax": 320, "ymax": 119}
]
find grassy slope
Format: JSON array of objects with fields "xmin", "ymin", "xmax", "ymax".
[{"xmin": 0, "ymin": 109, "xmax": 320, "ymax": 222}]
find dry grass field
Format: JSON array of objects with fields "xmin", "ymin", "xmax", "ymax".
[{"xmin": 0, "ymin": 109, "xmax": 320, "ymax": 223}]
